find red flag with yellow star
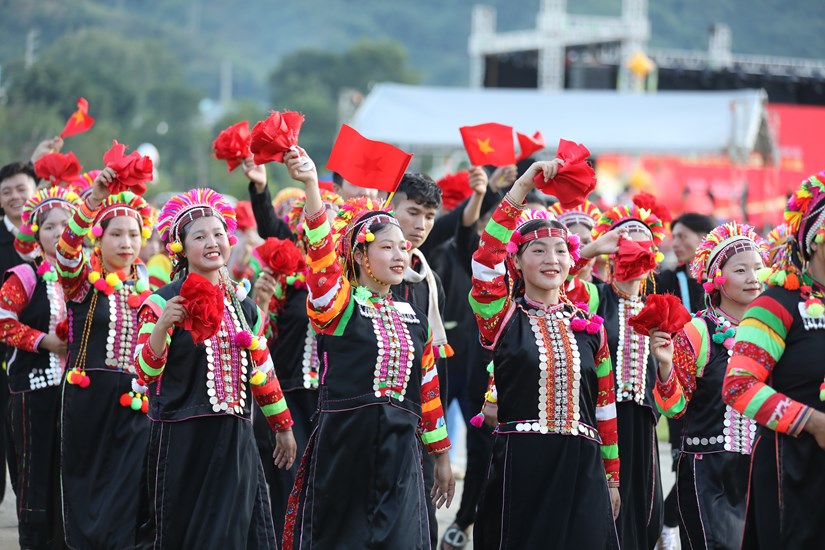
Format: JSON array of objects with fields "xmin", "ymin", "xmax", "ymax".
[
  {"xmin": 60, "ymin": 97, "xmax": 95, "ymax": 138},
  {"xmin": 459, "ymin": 123, "xmax": 516, "ymax": 167},
  {"xmin": 326, "ymin": 124, "xmax": 413, "ymax": 193}
]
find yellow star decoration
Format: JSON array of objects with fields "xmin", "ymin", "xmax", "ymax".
[{"xmin": 477, "ymin": 137, "xmax": 495, "ymax": 155}]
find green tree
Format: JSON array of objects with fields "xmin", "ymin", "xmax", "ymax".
[{"xmin": 267, "ymin": 39, "xmax": 419, "ymax": 166}]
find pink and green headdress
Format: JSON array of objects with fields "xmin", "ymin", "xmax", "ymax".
[
  {"xmin": 16, "ymin": 186, "xmax": 83, "ymax": 256},
  {"xmin": 690, "ymin": 222, "xmax": 769, "ymax": 294},
  {"xmin": 158, "ymin": 188, "xmax": 237, "ymax": 263},
  {"xmin": 593, "ymin": 203, "xmax": 666, "ymax": 263},
  {"xmin": 286, "ymin": 190, "xmax": 343, "ymax": 236},
  {"xmin": 763, "ymin": 171, "xmax": 825, "ymax": 290},
  {"xmin": 89, "ymin": 191, "xmax": 154, "ymax": 244},
  {"xmin": 505, "ymin": 209, "xmax": 581, "ymax": 264}
]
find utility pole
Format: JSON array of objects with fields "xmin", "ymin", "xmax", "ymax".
[{"xmin": 25, "ymin": 28, "xmax": 39, "ymax": 69}]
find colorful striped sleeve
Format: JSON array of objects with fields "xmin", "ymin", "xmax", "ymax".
[
  {"xmin": 249, "ymin": 303, "xmax": 293, "ymax": 432},
  {"xmin": 134, "ymin": 294, "xmax": 172, "ymax": 383},
  {"xmin": 594, "ymin": 326, "xmax": 620, "ymax": 487},
  {"xmin": 56, "ymin": 199, "xmax": 97, "ymax": 302},
  {"xmin": 469, "ymin": 196, "xmax": 523, "ymax": 347},
  {"xmin": 419, "ymin": 328, "xmax": 451, "ymax": 455},
  {"xmin": 723, "ymin": 293, "xmax": 812, "ymax": 436},
  {"xmin": 654, "ymin": 318, "xmax": 708, "ymax": 418},
  {"xmin": 302, "ymin": 207, "xmax": 354, "ymax": 336}
]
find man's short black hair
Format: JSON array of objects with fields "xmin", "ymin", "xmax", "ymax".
[
  {"xmin": 331, "ymin": 172, "xmax": 344, "ymax": 186},
  {"xmin": 672, "ymin": 212, "xmax": 715, "ymax": 235},
  {"xmin": 0, "ymin": 161, "xmax": 36, "ymax": 186},
  {"xmin": 395, "ymin": 173, "xmax": 442, "ymax": 210}
]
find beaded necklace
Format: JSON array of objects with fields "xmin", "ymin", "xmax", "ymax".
[
  {"xmin": 30, "ymin": 261, "xmax": 65, "ymax": 389},
  {"xmin": 613, "ymin": 284, "xmax": 650, "ymax": 405},
  {"xmin": 700, "ymin": 307, "xmax": 756, "ymax": 454},
  {"xmin": 204, "ymin": 275, "xmax": 256, "ymax": 415},
  {"xmin": 354, "ymin": 285, "xmax": 418, "ymax": 402}
]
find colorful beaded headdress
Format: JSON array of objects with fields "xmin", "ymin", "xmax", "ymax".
[
  {"xmin": 766, "ymin": 223, "xmax": 790, "ymax": 266},
  {"xmin": 286, "ymin": 190, "xmax": 343, "ymax": 236},
  {"xmin": 762, "ymin": 172, "xmax": 825, "ymax": 289},
  {"xmin": 506, "ymin": 209, "xmax": 581, "ymax": 268},
  {"xmin": 158, "ymin": 188, "xmax": 237, "ymax": 261},
  {"xmin": 690, "ymin": 222, "xmax": 768, "ymax": 293},
  {"xmin": 89, "ymin": 191, "xmax": 154, "ymax": 243},
  {"xmin": 328, "ymin": 196, "xmax": 403, "ymax": 274},
  {"xmin": 16, "ymin": 186, "xmax": 83, "ymax": 255},
  {"xmin": 272, "ymin": 187, "xmax": 305, "ymax": 212},
  {"xmin": 68, "ymin": 170, "xmax": 99, "ymax": 199},
  {"xmin": 549, "ymin": 200, "xmax": 601, "ymax": 230},
  {"xmin": 592, "ymin": 204, "xmax": 665, "ymax": 246}
]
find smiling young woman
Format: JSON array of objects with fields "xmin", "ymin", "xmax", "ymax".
[
  {"xmin": 55, "ymin": 167, "xmax": 154, "ymax": 550},
  {"xmin": 279, "ymin": 148, "xmax": 454, "ymax": 550},
  {"xmin": 652, "ymin": 222, "xmax": 769, "ymax": 550},
  {"xmin": 469, "ymin": 161, "xmax": 621, "ymax": 550},
  {"xmin": 134, "ymin": 187, "xmax": 295, "ymax": 549}
]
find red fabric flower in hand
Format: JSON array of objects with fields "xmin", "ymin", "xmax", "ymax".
[
  {"xmin": 102, "ymin": 140, "xmax": 153, "ymax": 196},
  {"xmin": 613, "ymin": 237, "xmax": 657, "ymax": 282},
  {"xmin": 249, "ymin": 111, "xmax": 305, "ymax": 164},
  {"xmin": 178, "ymin": 272, "xmax": 225, "ymax": 344},
  {"xmin": 255, "ymin": 237, "xmax": 306, "ymax": 275},
  {"xmin": 533, "ymin": 139, "xmax": 597, "ymax": 209},
  {"xmin": 55, "ymin": 318, "xmax": 69, "ymax": 342},
  {"xmin": 34, "ymin": 152, "xmax": 82, "ymax": 186},
  {"xmin": 628, "ymin": 293, "xmax": 691, "ymax": 336},
  {"xmin": 436, "ymin": 171, "xmax": 472, "ymax": 212},
  {"xmin": 213, "ymin": 121, "xmax": 251, "ymax": 172}
]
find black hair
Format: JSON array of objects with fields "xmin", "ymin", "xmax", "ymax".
[
  {"xmin": 349, "ymin": 219, "xmax": 394, "ymax": 279},
  {"xmin": 0, "ymin": 161, "xmax": 36, "ymax": 186},
  {"xmin": 672, "ymin": 213, "xmax": 715, "ymax": 236},
  {"xmin": 332, "ymin": 172, "xmax": 344, "ymax": 186},
  {"xmin": 395, "ymin": 173, "xmax": 442, "ymax": 210}
]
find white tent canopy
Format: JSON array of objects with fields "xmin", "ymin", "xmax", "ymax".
[{"xmin": 349, "ymin": 83, "xmax": 776, "ymax": 162}]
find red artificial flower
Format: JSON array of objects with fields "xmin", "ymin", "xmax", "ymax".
[
  {"xmin": 628, "ymin": 293, "xmax": 692, "ymax": 336},
  {"xmin": 102, "ymin": 140, "xmax": 153, "ymax": 196},
  {"xmin": 55, "ymin": 318, "xmax": 69, "ymax": 342},
  {"xmin": 250, "ymin": 110, "xmax": 305, "ymax": 164},
  {"xmin": 213, "ymin": 121, "xmax": 251, "ymax": 172},
  {"xmin": 633, "ymin": 191, "xmax": 672, "ymax": 225},
  {"xmin": 613, "ymin": 237, "xmax": 657, "ymax": 282},
  {"xmin": 533, "ymin": 139, "xmax": 597, "ymax": 209},
  {"xmin": 178, "ymin": 272, "xmax": 225, "ymax": 344},
  {"xmin": 256, "ymin": 237, "xmax": 306, "ymax": 276},
  {"xmin": 33, "ymin": 152, "xmax": 82, "ymax": 186},
  {"xmin": 235, "ymin": 201, "xmax": 256, "ymax": 232},
  {"xmin": 437, "ymin": 171, "xmax": 472, "ymax": 211}
]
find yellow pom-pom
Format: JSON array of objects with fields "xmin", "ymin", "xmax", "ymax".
[
  {"xmin": 655, "ymin": 251, "xmax": 665, "ymax": 263},
  {"xmin": 30, "ymin": 224, "xmax": 39, "ymax": 232},
  {"xmin": 66, "ymin": 192, "xmax": 78, "ymax": 201},
  {"xmin": 248, "ymin": 338, "xmax": 260, "ymax": 351},
  {"xmin": 142, "ymin": 227, "xmax": 152, "ymax": 239},
  {"xmin": 105, "ymin": 273, "xmax": 121, "ymax": 287},
  {"xmin": 88, "ymin": 272, "xmax": 101, "ymax": 284},
  {"xmin": 365, "ymin": 232, "xmax": 375, "ymax": 242},
  {"xmin": 170, "ymin": 241, "xmax": 183, "ymax": 253},
  {"xmin": 250, "ymin": 370, "xmax": 266, "ymax": 386}
]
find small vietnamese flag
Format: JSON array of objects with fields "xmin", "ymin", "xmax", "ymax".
[
  {"xmin": 326, "ymin": 124, "xmax": 413, "ymax": 193},
  {"xmin": 459, "ymin": 123, "xmax": 516, "ymax": 167},
  {"xmin": 516, "ymin": 131, "xmax": 545, "ymax": 162},
  {"xmin": 60, "ymin": 97, "xmax": 95, "ymax": 138}
]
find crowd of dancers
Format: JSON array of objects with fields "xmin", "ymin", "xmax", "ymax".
[{"xmin": 0, "ymin": 130, "xmax": 822, "ymax": 550}]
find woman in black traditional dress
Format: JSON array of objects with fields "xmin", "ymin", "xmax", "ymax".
[
  {"xmin": 577, "ymin": 203, "xmax": 667, "ymax": 549},
  {"xmin": 723, "ymin": 171, "xmax": 825, "ymax": 548},
  {"xmin": 280, "ymin": 148, "xmax": 454, "ymax": 550},
  {"xmin": 652, "ymin": 222, "xmax": 767, "ymax": 549},
  {"xmin": 469, "ymin": 161, "xmax": 621, "ymax": 549},
  {"xmin": 134, "ymin": 187, "xmax": 296, "ymax": 549},
  {"xmin": 55, "ymin": 168, "xmax": 154, "ymax": 549},
  {"xmin": 0, "ymin": 187, "xmax": 81, "ymax": 549}
]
